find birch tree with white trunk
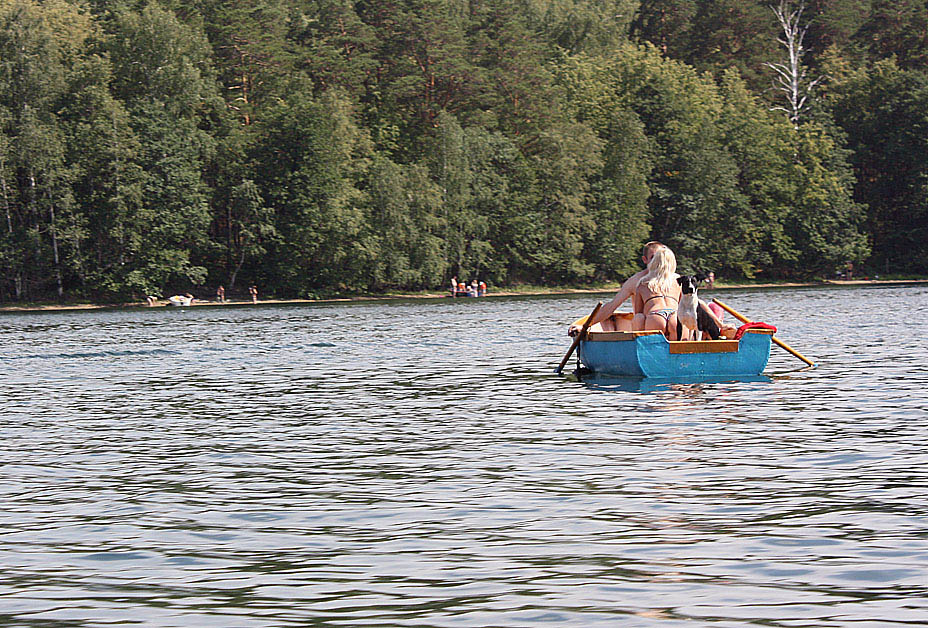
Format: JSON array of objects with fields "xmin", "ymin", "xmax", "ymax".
[{"xmin": 764, "ymin": 0, "xmax": 821, "ymax": 127}]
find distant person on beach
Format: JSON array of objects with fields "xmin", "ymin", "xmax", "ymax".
[
  {"xmin": 146, "ymin": 295, "xmax": 158, "ymax": 306},
  {"xmin": 249, "ymin": 285, "xmax": 258, "ymax": 304},
  {"xmin": 450, "ymin": 276, "xmax": 458, "ymax": 297},
  {"xmin": 705, "ymin": 271, "xmax": 715, "ymax": 289},
  {"xmin": 216, "ymin": 285, "xmax": 225, "ymax": 303},
  {"xmin": 569, "ymin": 241, "xmax": 666, "ymax": 335},
  {"xmin": 478, "ymin": 281, "xmax": 486, "ymax": 297}
]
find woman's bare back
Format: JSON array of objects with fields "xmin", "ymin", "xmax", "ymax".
[{"xmin": 634, "ymin": 281, "xmax": 682, "ymax": 339}]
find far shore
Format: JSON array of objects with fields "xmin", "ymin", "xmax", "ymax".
[{"xmin": 1, "ymin": 278, "xmax": 925, "ymax": 314}]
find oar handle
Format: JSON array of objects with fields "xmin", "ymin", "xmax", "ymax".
[
  {"xmin": 711, "ymin": 298, "xmax": 751, "ymax": 325},
  {"xmin": 712, "ymin": 298, "xmax": 815, "ymax": 367},
  {"xmin": 556, "ymin": 301, "xmax": 602, "ymax": 374}
]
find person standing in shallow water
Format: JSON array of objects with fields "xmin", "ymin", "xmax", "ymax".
[
  {"xmin": 249, "ymin": 285, "xmax": 258, "ymax": 304},
  {"xmin": 216, "ymin": 285, "xmax": 225, "ymax": 303}
]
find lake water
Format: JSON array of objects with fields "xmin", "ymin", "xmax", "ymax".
[{"xmin": 1, "ymin": 284, "xmax": 927, "ymax": 627}]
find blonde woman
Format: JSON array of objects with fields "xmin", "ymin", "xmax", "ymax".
[
  {"xmin": 567, "ymin": 241, "xmax": 666, "ymax": 336},
  {"xmin": 633, "ymin": 247, "xmax": 682, "ymax": 340}
]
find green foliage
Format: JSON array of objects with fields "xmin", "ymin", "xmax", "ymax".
[
  {"xmin": 252, "ymin": 90, "xmax": 368, "ymax": 295},
  {"xmin": 221, "ymin": 178, "xmax": 277, "ymax": 290},
  {"xmin": 631, "ymin": 0, "xmax": 697, "ymax": 58},
  {"xmin": 528, "ymin": 0, "xmax": 639, "ymax": 55},
  {"xmin": 425, "ymin": 112, "xmax": 473, "ymax": 274},
  {"xmin": 107, "ymin": 3, "xmax": 219, "ymax": 116},
  {"xmin": 583, "ymin": 108, "xmax": 652, "ymax": 280},
  {"xmin": 716, "ymin": 69, "xmax": 797, "ymax": 275},
  {"xmin": 0, "ymin": 0, "xmax": 919, "ymax": 302},
  {"xmin": 62, "ymin": 54, "xmax": 147, "ymax": 297},
  {"xmin": 362, "ymin": 155, "xmax": 445, "ymax": 289},
  {"xmin": 686, "ymin": 0, "xmax": 777, "ymax": 88},
  {"xmin": 124, "ymin": 102, "xmax": 213, "ymax": 293},
  {"xmin": 290, "ymin": 0, "xmax": 377, "ymax": 99},
  {"xmin": 190, "ymin": 0, "xmax": 296, "ymax": 123},
  {"xmin": 356, "ymin": 0, "xmax": 473, "ymax": 159},
  {"xmin": 102, "ymin": 3, "xmax": 220, "ymax": 295},
  {"xmin": 784, "ymin": 122, "xmax": 869, "ymax": 276},
  {"xmin": 803, "ymin": 0, "xmax": 871, "ymax": 63},
  {"xmin": 517, "ymin": 120, "xmax": 603, "ymax": 282},
  {"xmin": 0, "ymin": 0, "xmax": 96, "ymax": 299},
  {"xmin": 828, "ymin": 60, "xmax": 928, "ymax": 272},
  {"xmin": 459, "ymin": 126, "xmax": 533, "ymax": 284},
  {"xmin": 855, "ymin": 0, "xmax": 928, "ymax": 70},
  {"xmin": 560, "ymin": 45, "xmax": 750, "ymax": 273}
]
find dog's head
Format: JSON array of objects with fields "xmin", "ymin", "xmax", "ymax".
[{"xmin": 677, "ymin": 274, "xmax": 701, "ymax": 295}]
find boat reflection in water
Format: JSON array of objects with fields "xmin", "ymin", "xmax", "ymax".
[{"xmin": 573, "ymin": 372, "xmax": 773, "ymax": 394}]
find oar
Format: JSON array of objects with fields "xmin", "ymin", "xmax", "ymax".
[
  {"xmin": 711, "ymin": 297, "xmax": 815, "ymax": 367},
  {"xmin": 555, "ymin": 301, "xmax": 602, "ymax": 374}
]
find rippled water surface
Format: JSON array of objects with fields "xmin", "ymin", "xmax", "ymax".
[{"xmin": 2, "ymin": 285, "xmax": 927, "ymax": 627}]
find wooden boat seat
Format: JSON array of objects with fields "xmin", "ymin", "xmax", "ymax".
[{"xmin": 668, "ymin": 340, "xmax": 740, "ymax": 353}]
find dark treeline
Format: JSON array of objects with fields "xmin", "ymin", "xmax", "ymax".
[{"xmin": 0, "ymin": 0, "xmax": 925, "ymax": 302}]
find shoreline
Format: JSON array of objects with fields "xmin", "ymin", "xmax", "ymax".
[{"xmin": 1, "ymin": 278, "xmax": 925, "ymax": 314}]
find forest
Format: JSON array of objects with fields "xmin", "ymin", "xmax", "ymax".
[{"xmin": 1, "ymin": 0, "xmax": 926, "ymax": 302}]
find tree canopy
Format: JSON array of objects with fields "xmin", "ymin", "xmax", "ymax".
[{"xmin": 0, "ymin": 0, "xmax": 921, "ymax": 302}]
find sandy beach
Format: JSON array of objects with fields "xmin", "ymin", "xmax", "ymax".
[{"xmin": 0, "ymin": 278, "xmax": 924, "ymax": 314}]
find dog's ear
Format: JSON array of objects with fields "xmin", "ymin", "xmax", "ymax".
[{"xmin": 677, "ymin": 276, "xmax": 685, "ymax": 285}]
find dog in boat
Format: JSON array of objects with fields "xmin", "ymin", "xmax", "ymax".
[{"xmin": 676, "ymin": 273, "xmax": 723, "ymax": 340}]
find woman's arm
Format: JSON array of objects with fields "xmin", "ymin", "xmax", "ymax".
[{"xmin": 568, "ymin": 270, "xmax": 646, "ymax": 335}]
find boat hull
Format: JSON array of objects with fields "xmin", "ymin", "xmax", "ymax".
[{"xmin": 578, "ymin": 330, "xmax": 772, "ymax": 378}]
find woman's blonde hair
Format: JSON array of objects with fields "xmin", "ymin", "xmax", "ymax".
[{"xmin": 645, "ymin": 247, "xmax": 677, "ymax": 296}]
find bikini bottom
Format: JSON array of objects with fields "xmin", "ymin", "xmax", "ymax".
[{"xmin": 650, "ymin": 308, "xmax": 676, "ymax": 321}]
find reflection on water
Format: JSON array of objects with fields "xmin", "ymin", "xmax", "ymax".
[
  {"xmin": 1, "ymin": 285, "xmax": 927, "ymax": 626},
  {"xmin": 577, "ymin": 374, "xmax": 773, "ymax": 394}
]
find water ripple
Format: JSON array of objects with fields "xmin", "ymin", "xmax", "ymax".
[{"xmin": 1, "ymin": 286, "xmax": 927, "ymax": 626}]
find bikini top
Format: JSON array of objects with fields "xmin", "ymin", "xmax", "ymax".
[{"xmin": 644, "ymin": 293, "xmax": 678, "ymax": 304}]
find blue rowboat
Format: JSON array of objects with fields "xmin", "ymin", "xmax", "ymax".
[{"xmin": 571, "ymin": 314, "xmax": 774, "ymax": 378}]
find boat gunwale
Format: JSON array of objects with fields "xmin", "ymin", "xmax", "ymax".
[{"xmin": 584, "ymin": 327, "xmax": 775, "ymax": 343}]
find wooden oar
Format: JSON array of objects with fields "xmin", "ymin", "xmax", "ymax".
[
  {"xmin": 712, "ymin": 297, "xmax": 815, "ymax": 367},
  {"xmin": 555, "ymin": 302, "xmax": 602, "ymax": 374}
]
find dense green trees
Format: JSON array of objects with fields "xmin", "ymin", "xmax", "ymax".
[
  {"xmin": 253, "ymin": 91, "xmax": 368, "ymax": 293},
  {"xmin": 828, "ymin": 60, "xmax": 928, "ymax": 273},
  {"xmin": 0, "ymin": 0, "xmax": 98, "ymax": 299},
  {"xmin": 557, "ymin": 44, "xmax": 861, "ymax": 279},
  {"xmin": 0, "ymin": 0, "xmax": 923, "ymax": 302}
]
